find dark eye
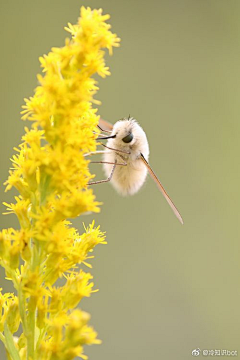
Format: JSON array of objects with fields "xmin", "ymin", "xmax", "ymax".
[{"xmin": 122, "ymin": 133, "xmax": 133, "ymax": 143}]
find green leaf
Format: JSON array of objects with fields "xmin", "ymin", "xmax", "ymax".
[{"xmin": 4, "ymin": 322, "xmax": 21, "ymax": 360}]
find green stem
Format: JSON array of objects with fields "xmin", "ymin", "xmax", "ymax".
[
  {"xmin": 18, "ymin": 285, "xmax": 28, "ymax": 336},
  {"xmin": 27, "ymin": 301, "xmax": 36, "ymax": 360},
  {"xmin": 25, "ymin": 165, "xmax": 48, "ymax": 359},
  {"xmin": 31, "ymin": 240, "xmax": 40, "ymax": 271},
  {"xmin": 40, "ymin": 174, "xmax": 51, "ymax": 206},
  {"xmin": 4, "ymin": 322, "xmax": 21, "ymax": 360},
  {"xmin": 26, "ymin": 250, "xmax": 38, "ymax": 360},
  {"xmin": 0, "ymin": 332, "xmax": 6, "ymax": 346},
  {"xmin": 27, "ymin": 237, "xmax": 40, "ymax": 360}
]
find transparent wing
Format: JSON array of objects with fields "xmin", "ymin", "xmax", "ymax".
[
  {"xmin": 141, "ymin": 153, "xmax": 184, "ymax": 224},
  {"xmin": 98, "ymin": 118, "xmax": 114, "ymax": 132}
]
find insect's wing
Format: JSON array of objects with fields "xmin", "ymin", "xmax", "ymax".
[
  {"xmin": 98, "ymin": 118, "xmax": 114, "ymax": 132},
  {"xmin": 140, "ymin": 153, "xmax": 184, "ymax": 224}
]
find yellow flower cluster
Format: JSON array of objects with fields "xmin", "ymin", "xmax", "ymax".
[{"xmin": 0, "ymin": 7, "xmax": 119, "ymax": 360}]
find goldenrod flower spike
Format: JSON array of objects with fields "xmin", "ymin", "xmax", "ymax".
[{"xmin": 0, "ymin": 7, "xmax": 119, "ymax": 360}]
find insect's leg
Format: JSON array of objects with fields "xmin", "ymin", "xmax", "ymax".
[
  {"xmin": 85, "ymin": 145, "xmax": 130, "ymax": 157},
  {"xmin": 88, "ymin": 161, "xmax": 117, "ymax": 185},
  {"xmin": 90, "ymin": 160, "xmax": 126, "ymax": 166},
  {"xmin": 84, "ymin": 151, "xmax": 126, "ymax": 164},
  {"xmin": 100, "ymin": 143, "xmax": 130, "ymax": 155},
  {"xmin": 84, "ymin": 150, "xmax": 112, "ymax": 157},
  {"xmin": 97, "ymin": 124, "xmax": 112, "ymax": 134}
]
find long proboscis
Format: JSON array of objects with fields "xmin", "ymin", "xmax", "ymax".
[{"xmin": 140, "ymin": 154, "xmax": 184, "ymax": 225}]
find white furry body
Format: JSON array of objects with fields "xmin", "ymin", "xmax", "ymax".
[{"xmin": 103, "ymin": 118, "xmax": 149, "ymax": 196}]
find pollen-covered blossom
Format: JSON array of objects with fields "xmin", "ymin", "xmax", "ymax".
[{"xmin": 0, "ymin": 7, "xmax": 119, "ymax": 360}]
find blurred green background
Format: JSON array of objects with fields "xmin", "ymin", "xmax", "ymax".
[{"xmin": 1, "ymin": 1, "xmax": 240, "ymax": 359}]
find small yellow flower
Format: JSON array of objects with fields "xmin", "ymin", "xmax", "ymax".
[
  {"xmin": 3, "ymin": 197, "xmax": 31, "ymax": 228},
  {"xmin": 0, "ymin": 291, "xmax": 20, "ymax": 333}
]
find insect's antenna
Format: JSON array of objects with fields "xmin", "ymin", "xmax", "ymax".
[{"xmin": 97, "ymin": 124, "xmax": 112, "ymax": 134}]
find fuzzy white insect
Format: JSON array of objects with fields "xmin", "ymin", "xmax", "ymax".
[
  {"xmin": 89, "ymin": 117, "xmax": 183, "ymax": 224},
  {"xmin": 103, "ymin": 118, "xmax": 149, "ymax": 196}
]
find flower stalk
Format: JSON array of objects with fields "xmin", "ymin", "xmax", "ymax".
[{"xmin": 0, "ymin": 7, "xmax": 119, "ymax": 360}]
